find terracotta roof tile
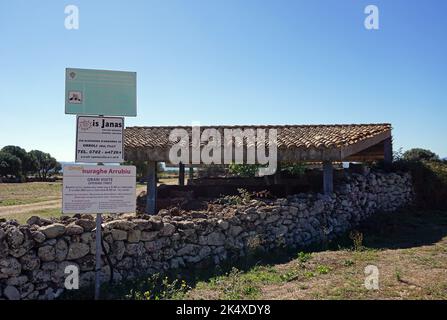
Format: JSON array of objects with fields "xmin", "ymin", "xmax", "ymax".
[{"xmin": 124, "ymin": 124, "xmax": 391, "ymax": 150}]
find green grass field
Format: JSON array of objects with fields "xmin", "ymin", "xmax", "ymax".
[{"xmin": 0, "ymin": 182, "xmax": 61, "ymax": 206}]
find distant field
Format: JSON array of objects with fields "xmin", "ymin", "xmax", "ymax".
[
  {"xmin": 0, "ymin": 182, "xmax": 61, "ymax": 207},
  {"xmin": 0, "ymin": 178, "xmax": 179, "ymax": 221}
]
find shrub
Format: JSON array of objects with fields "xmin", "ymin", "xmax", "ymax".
[
  {"xmin": 349, "ymin": 230, "xmax": 364, "ymax": 251},
  {"xmin": 393, "ymin": 160, "xmax": 447, "ymax": 209},
  {"xmin": 402, "ymin": 148, "xmax": 440, "ymax": 162},
  {"xmin": 215, "ymin": 188, "xmax": 252, "ymax": 205},
  {"xmin": 316, "ymin": 265, "xmax": 331, "ymax": 274},
  {"xmin": 228, "ymin": 163, "xmax": 259, "ymax": 177},
  {"xmin": 281, "ymin": 163, "xmax": 306, "ymax": 176},
  {"xmin": 126, "ymin": 274, "xmax": 190, "ymax": 300},
  {"xmin": 296, "ymin": 251, "xmax": 312, "ymax": 264}
]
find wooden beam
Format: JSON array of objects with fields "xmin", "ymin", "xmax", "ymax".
[
  {"xmin": 383, "ymin": 137, "xmax": 393, "ymax": 165},
  {"xmin": 179, "ymin": 162, "xmax": 185, "ymax": 186},
  {"xmin": 340, "ymin": 130, "xmax": 391, "ymax": 160},
  {"xmin": 146, "ymin": 161, "xmax": 157, "ymax": 215},
  {"xmin": 323, "ymin": 161, "xmax": 333, "ymax": 195}
]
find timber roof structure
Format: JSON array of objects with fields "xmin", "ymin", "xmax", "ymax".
[{"xmin": 124, "ymin": 124, "xmax": 392, "ymax": 163}]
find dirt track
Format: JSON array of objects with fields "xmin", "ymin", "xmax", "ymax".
[
  {"xmin": 0, "ymin": 185, "xmax": 148, "ymax": 218},
  {"xmin": 0, "ymin": 200, "xmax": 62, "ymax": 217}
]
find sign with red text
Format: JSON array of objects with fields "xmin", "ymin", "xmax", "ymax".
[
  {"xmin": 62, "ymin": 165, "xmax": 136, "ymax": 214},
  {"xmin": 76, "ymin": 116, "xmax": 124, "ymax": 163}
]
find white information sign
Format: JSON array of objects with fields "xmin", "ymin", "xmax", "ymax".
[
  {"xmin": 62, "ymin": 165, "xmax": 136, "ymax": 214},
  {"xmin": 76, "ymin": 116, "xmax": 124, "ymax": 163}
]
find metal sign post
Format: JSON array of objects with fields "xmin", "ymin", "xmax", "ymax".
[
  {"xmin": 64, "ymin": 67, "xmax": 137, "ymax": 301},
  {"xmin": 94, "ymin": 212, "xmax": 102, "ymax": 300},
  {"xmin": 95, "ymin": 160, "xmax": 102, "ymax": 301}
]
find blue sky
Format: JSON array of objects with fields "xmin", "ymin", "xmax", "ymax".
[{"xmin": 1, "ymin": 0, "xmax": 446, "ymax": 161}]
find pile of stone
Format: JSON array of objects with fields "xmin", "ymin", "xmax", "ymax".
[{"xmin": 0, "ymin": 171, "xmax": 412, "ymax": 300}]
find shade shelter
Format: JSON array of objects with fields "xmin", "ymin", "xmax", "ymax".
[{"xmin": 124, "ymin": 123, "xmax": 392, "ymax": 214}]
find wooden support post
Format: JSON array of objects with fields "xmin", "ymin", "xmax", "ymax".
[
  {"xmin": 384, "ymin": 137, "xmax": 393, "ymax": 167},
  {"xmin": 189, "ymin": 166, "xmax": 194, "ymax": 183},
  {"xmin": 146, "ymin": 161, "xmax": 157, "ymax": 215},
  {"xmin": 323, "ymin": 161, "xmax": 333, "ymax": 195},
  {"xmin": 179, "ymin": 162, "xmax": 185, "ymax": 186}
]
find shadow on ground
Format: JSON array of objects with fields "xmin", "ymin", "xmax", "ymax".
[{"xmin": 357, "ymin": 208, "xmax": 447, "ymax": 250}]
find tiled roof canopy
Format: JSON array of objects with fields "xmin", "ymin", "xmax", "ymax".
[{"xmin": 124, "ymin": 124, "xmax": 392, "ymax": 163}]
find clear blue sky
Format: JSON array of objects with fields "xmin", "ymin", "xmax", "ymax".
[{"xmin": 1, "ymin": 0, "xmax": 446, "ymax": 161}]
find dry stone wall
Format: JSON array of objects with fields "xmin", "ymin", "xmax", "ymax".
[{"xmin": 0, "ymin": 171, "xmax": 412, "ymax": 300}]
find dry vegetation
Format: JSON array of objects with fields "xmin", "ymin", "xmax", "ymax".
[
  {"xmin": 0, "ymin": 182, "xmax": 61, "ymax": 207},
  {"xmin": 183, "ymin": 209, "xmax": 447, "ymax": 300}
]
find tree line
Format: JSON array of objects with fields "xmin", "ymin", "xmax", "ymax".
[{"xmin": 0, "ymin": 146, "xmax": 61, "ymax": 181}]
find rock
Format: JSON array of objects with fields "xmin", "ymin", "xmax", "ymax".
[
  {"xmin": 111, "ymin": 241, "xmax": 125, "ymax": 260},
  {"xmin": 199, "ymin": 231, "xmax": 225, "ymax": 246},
  {"xmin": 148, "ymin": 218, "xmax": 164, "ymax": 230},
  {"xmin": 0, "ymin": 229, "xmax": 6, "ymax": 241},
  {"xmin": 67, "ymin": 243, "xmax": 90, "ymax": 260},
  {"xmin": 198, "ymin": 246, "xmax": 211, "ymax": 259},
  {"xmin": 20, "ymin": 282, "xmax": 35, "ymax": 299},
  {"xmin": 0, "ymin": 240, "xmax": 9, "ymax": 258},
  {"xmin": 90, "ymin": 240, "xmax": 109, "ymax": 256},
  {"xmin": 26, "ymin": 216, "xmax": 42, "ymax": 226},
  {"xmin": 176, "ymin": 221, "xmax": 195, "ymax": 229},
  {"xmin": 38, "ymin": 245, "xmax": 56, "ymax": 262},
  {"xmin": 65, "ymin": 223, "xmax": 84, "ymax": 235},
  {"xmin": 132, "ymin": 219, "xmax": 152, "ymax": 230},
  {"xmin": 127, "ymin": 230, "xmax": 141, "ymax": 243},
  {"xmin": 126, "ymin": 243, "xmax": 145, "ymax": 256},
  {"xmin": 176, "ymin": 244, "xmax": 199, "ymax": 256},
  {"xmin": 217, "ymin": 220, "xmax": 229, "ymax": 230},
  {"xmin": 116, "ymin": 257, "xmax": 133, "ymax": 270},
  {"xmin": 75, "ymin": 219, "xmax": 96, "ymax": 231},
  {"xmin": 144, "ymin": 241, "xmax": 157, "ymax": 253},
  {"xmin": 76, "ymin": 255, "xmax": 95, "ymax": 271},
  {"xmin": 55, "ymin": 239, "xmax": 68, "ymax": 261},
  {"xmin": 141, "ymin": 231, "xmax": 158, "ymax": 241},
  {"xmin": 4, "ymin": 285, "xmax": 20, "ymax": 300},
  {"xmin": 41, "ymin": 261, "xmax": 57, "ymax": 271},
  {"xmin": 6, "ymin": 275, "xmax": 28, "ymax": 286},
  {"xmin": 160, "ymin": 223, "xmax": 176, "ymax": 237},
  {"xmin": 20, "ymin": 253, "xmax": 40, "ymax": 271},
  {"xmin": 80, "ymin": 232, "xmax": 93, "ymax": 243},
  {"xmin": 31, "ymin": 231, "xmax": 46, "ymax": 243},
  {"xmin": 265, "ymin": 214, "xmax": 279, "ymax": 224},
  {"xmin": 229, "ymin": 225, "xmax": 243, "ymax": 237},
  {"xmin": 170, "ymin": 257, "xmax": 185, "ymax": 269},
  {"xmin": 289, "ymin": 206, "xmax": 299, "ymax": 215},
  {"xmin": 31, "ymin": 269, "xmax": 51, "ymax": 283},
  {"xmin": 111, "ymin": 229, "xmax": 127, "ymax": 241},
  {"xmin": 0, "ymin": 257, "xmax": 21, "ymax": 278},
  {"xmin": 103, "ymin": 220, "xmax": 136, "ymax": 231},
  {"xmin": 6, "ymin": 227, "xmax": 24, "ymax": 247},
  {"xmin": 39, "ymin": 224, "xmax": 66, "ymax": 239}
]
